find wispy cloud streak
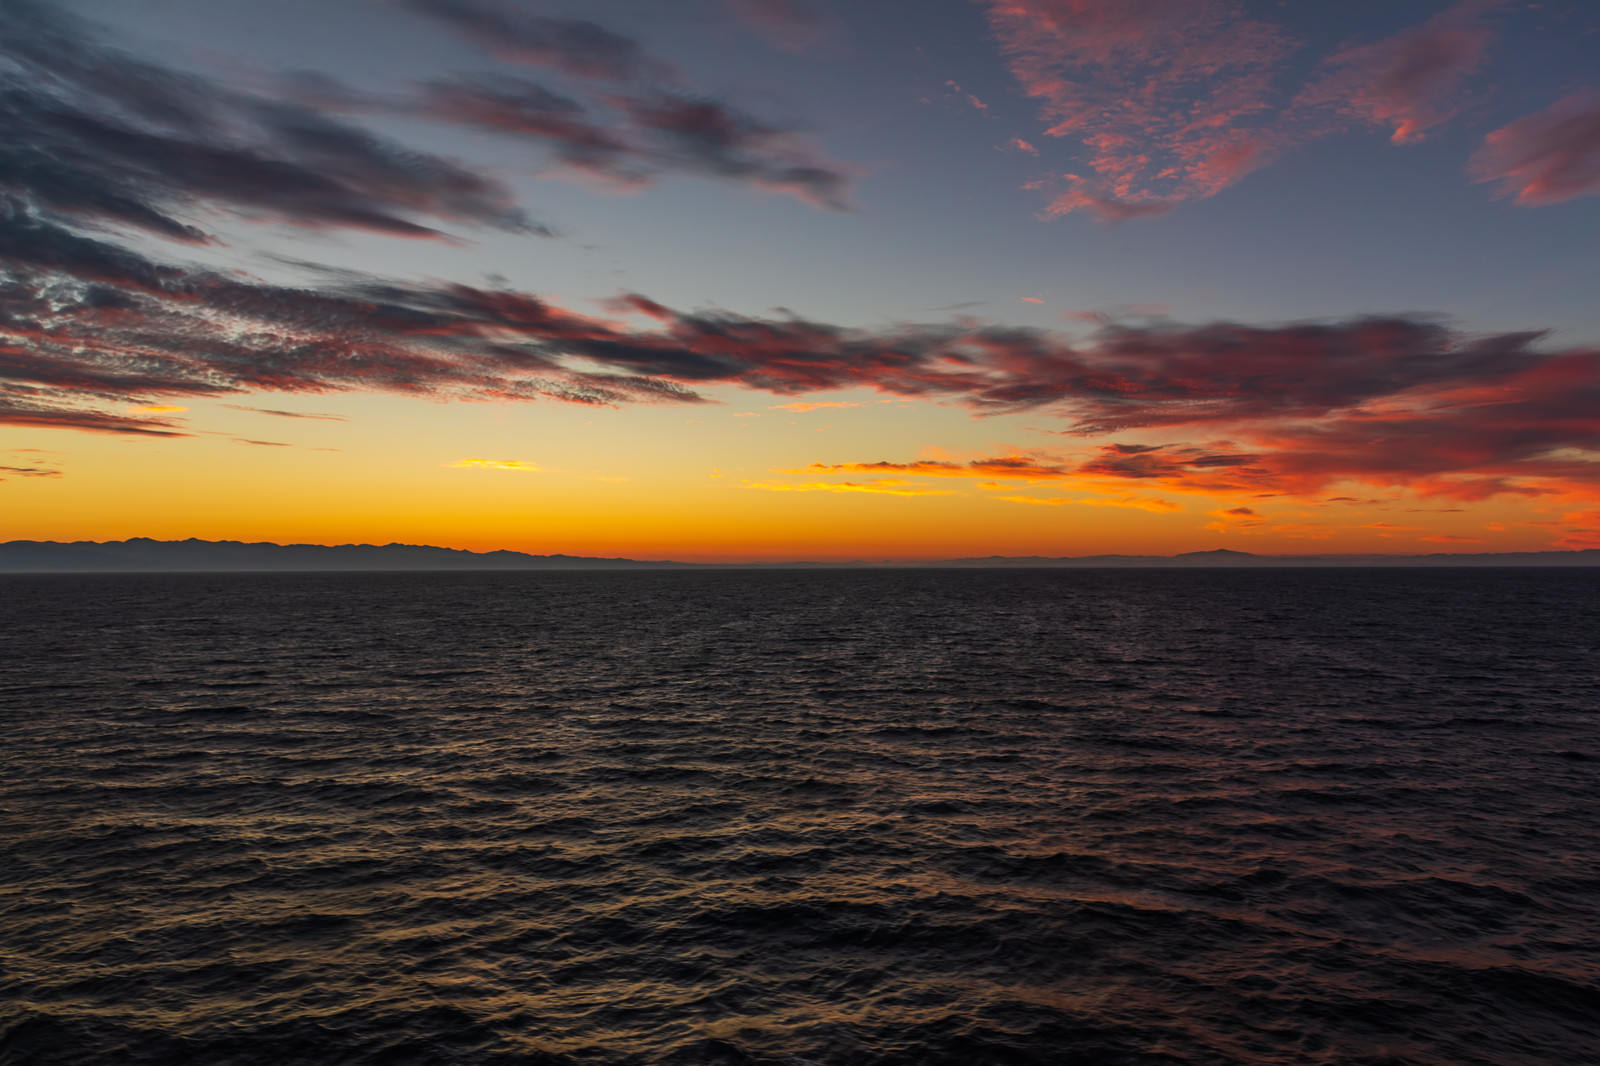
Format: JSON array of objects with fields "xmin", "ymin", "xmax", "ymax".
[
  {"xmin": 393, "ymin": 0, "xmax": 674, "ymax": 82},
  {"xmin": 1471, "ymin": 91, "xmax": 1600, "ymax": 205},
  {"xmin": 0, "ymin": 0, "xmax": 541, "ymax": 243},
  {"xmin": 379, "ymin": 2, "xmax": 853, "ymax": 207},
  {"xmin": 1298, "ymin": 1, "xmax": 1497, "ymax": 145}
]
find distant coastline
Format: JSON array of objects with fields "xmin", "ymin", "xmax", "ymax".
[{"xmin": 3, "ymin": 539, "xmax": 1598, "ymax": 572}]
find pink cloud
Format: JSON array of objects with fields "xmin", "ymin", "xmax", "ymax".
[
  {"xmin": 1300, "ymin": 1, "xmax": 1498, "ymax": 145},
  {"xmin": 1470, "ymin": 91, "xmax": 1600, "ymax": 205},
  {"xmin": 980, "ymin": 0, "xmax": 1294, "ymax": 217},
  {"xmin": 983, "ymin": 0, "xmax": 1504, "ymax": 218},
  {"xmin": 945, "ymin": 81, "xmax": 989, "ymax": 113},
  {"xmin": 1042, "ymin": 187, "xmax": 1178, "ymax": 222}
]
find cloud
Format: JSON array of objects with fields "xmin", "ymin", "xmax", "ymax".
[
  {"xmin": 1002, "ymin": 138, "xmax": 1040, "ymax": 156},
  {"xmin": 0, "ymin": 392, "xmax": 191, "ymax": 436},
  {"xmin": 770, "ymin": 401, "xmax": 860, "ymax": 411},
  {"xmin": 0, "ymin": 464, "xmax": 61, "ymax": 478},
  {"xmin": 981, "ymin": 0, "xmax": 1503, "ymax": 218},
  {"xmin": 1065, "ymin": 303, "xmax": 1169, "ymax": 324},
  {"xmin": 1044, "ymin": 317, "xmax": 1561, "ymax": 435},
  {"xmin": 1068, "ymin": 357, "xmax": 1600, "ymax": 499},
  {"xmin": 1038, "ymin": 188, "xmax": 1180, "ymax": 222},
  {"xmin": 1078, "ymin": 442, "xmax": 1270, "ymax": 493},
  {"xmin": 796, "ymin": 456, "xmax": 1077, "ymax": 480},
  {"xmin": 980, "ymin": 0, "xmax": 1294, "ymax": 217},
  {"xmin": 3, "ymin": 0, "xmax": 854, "ymax": 271},
  {"xmin": 450, "ymin": 458, "xmax": 541, "ymax": 470},
  {"xmin": 1204, "ymin": 504, "xmax": 1269, "ymax": 531},
  {"xmin": 1299, "ymin": 1, "xmax": 1497, "ymax": 145},
  {"xmin": 394, "ymin": 0, "xmax": 673, "ymax": 82},
  {"xmin": 1555, "ymin": 509, "xmax": 1600, "ymax": 549},
  {"xmin": 614, "ymin": 94, "xmax": 852, "ymax": 210},
  {"xmin": 221, "ymin": 405, "xmax": 347, "ymax": 421},
  {"xmin": 945, "ymin": 81, "xmax": 989, "ymax": 113},
  {"xmin": 414, "ymin": 75, "xmax": 640, "ymax": 179},
  {"xmin": 0, "ymin": 0, "xmax": 541, "ymax": 245},
  {"xmin": 318, "ymin": 74, "xmax": 855, "ymax": 211},
  {"xmin": 378, "ymin": 1, "xmax": 853, "ymax": 209},
  {"xmin": 787, "ymin": 353, "xmax": 1600, "ymax": 503},
  {"xmin": 1470, "ymin": 91, "xmax": 1600, "ymax": 205}
]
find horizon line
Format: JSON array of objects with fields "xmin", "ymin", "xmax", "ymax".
[{"xmin": 3, "ymin": 537, "xmax": 1598, "ymax": 571}]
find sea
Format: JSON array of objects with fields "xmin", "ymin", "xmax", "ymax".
[{"xmin": 2, "ymin": 568, "xmax": 1597, "ymax": 1065}]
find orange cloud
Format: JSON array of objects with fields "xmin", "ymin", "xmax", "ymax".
[
  {"xmin": 450, "ymin": 458, "xmax": 541, "ymax": 471},
  {"xmin": 1203, "ymin": 504, "xmax": 1268, "ymax": 533},
  {"xmin": 797, "ymin": 455, "xmax": 1076, "ymax": 481},
  {"xmin": 769, "ymin": 401, "xmax": 861, "ymax": 412},
  {"xmin": 1554, "ymin": 509, "xmax": 1600, "ymax": 549}
]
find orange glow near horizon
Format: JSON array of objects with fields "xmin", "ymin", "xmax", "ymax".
[{"xmin": 3, "ymin": 386, "xmax": 1593, "ymax": 562}]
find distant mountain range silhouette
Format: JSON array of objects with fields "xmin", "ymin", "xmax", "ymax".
[{"xmin": 2, "ymin": 539, "xmax": 1597, "ymax": 571}]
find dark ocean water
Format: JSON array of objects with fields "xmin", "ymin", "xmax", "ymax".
[{"xmin": 2, "ymin": 569, "xmax": 1598, "ymax": 1066}]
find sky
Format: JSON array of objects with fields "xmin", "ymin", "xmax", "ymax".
[{"xmin": 2, "ymin": 0, "xmax": 1598, "ymax": 561}]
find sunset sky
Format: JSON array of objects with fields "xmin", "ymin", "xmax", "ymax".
[{"xmin": 3, "ymin": 0, "xmax": 1598, "ymax": 560}]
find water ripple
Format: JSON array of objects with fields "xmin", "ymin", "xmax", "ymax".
[{"xmin": 2, "ymin": 569, "xmax": 1597, "ymax": 1064}]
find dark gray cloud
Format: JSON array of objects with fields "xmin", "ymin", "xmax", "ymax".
[
  {"xmin": 0, "ymin": 0, "xmax": 542, "ymax": 244},
  {"xmin": 379, "ymin": 1, "xmax": 853, "ymax": 207},
  {"xmin": 396, "ymin": 0, "xmax": 675, "ymax": 82},
  {"xmin": 221, "ymin": 405, "xmax": 348, "ymax": 422},
  {"xmin": 353, "ymin": 74, "xmax": 853, "ymax": 208},
  {"xmin": 615, "ymin": 94, "xmax": 851, "ymax": 209}
]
